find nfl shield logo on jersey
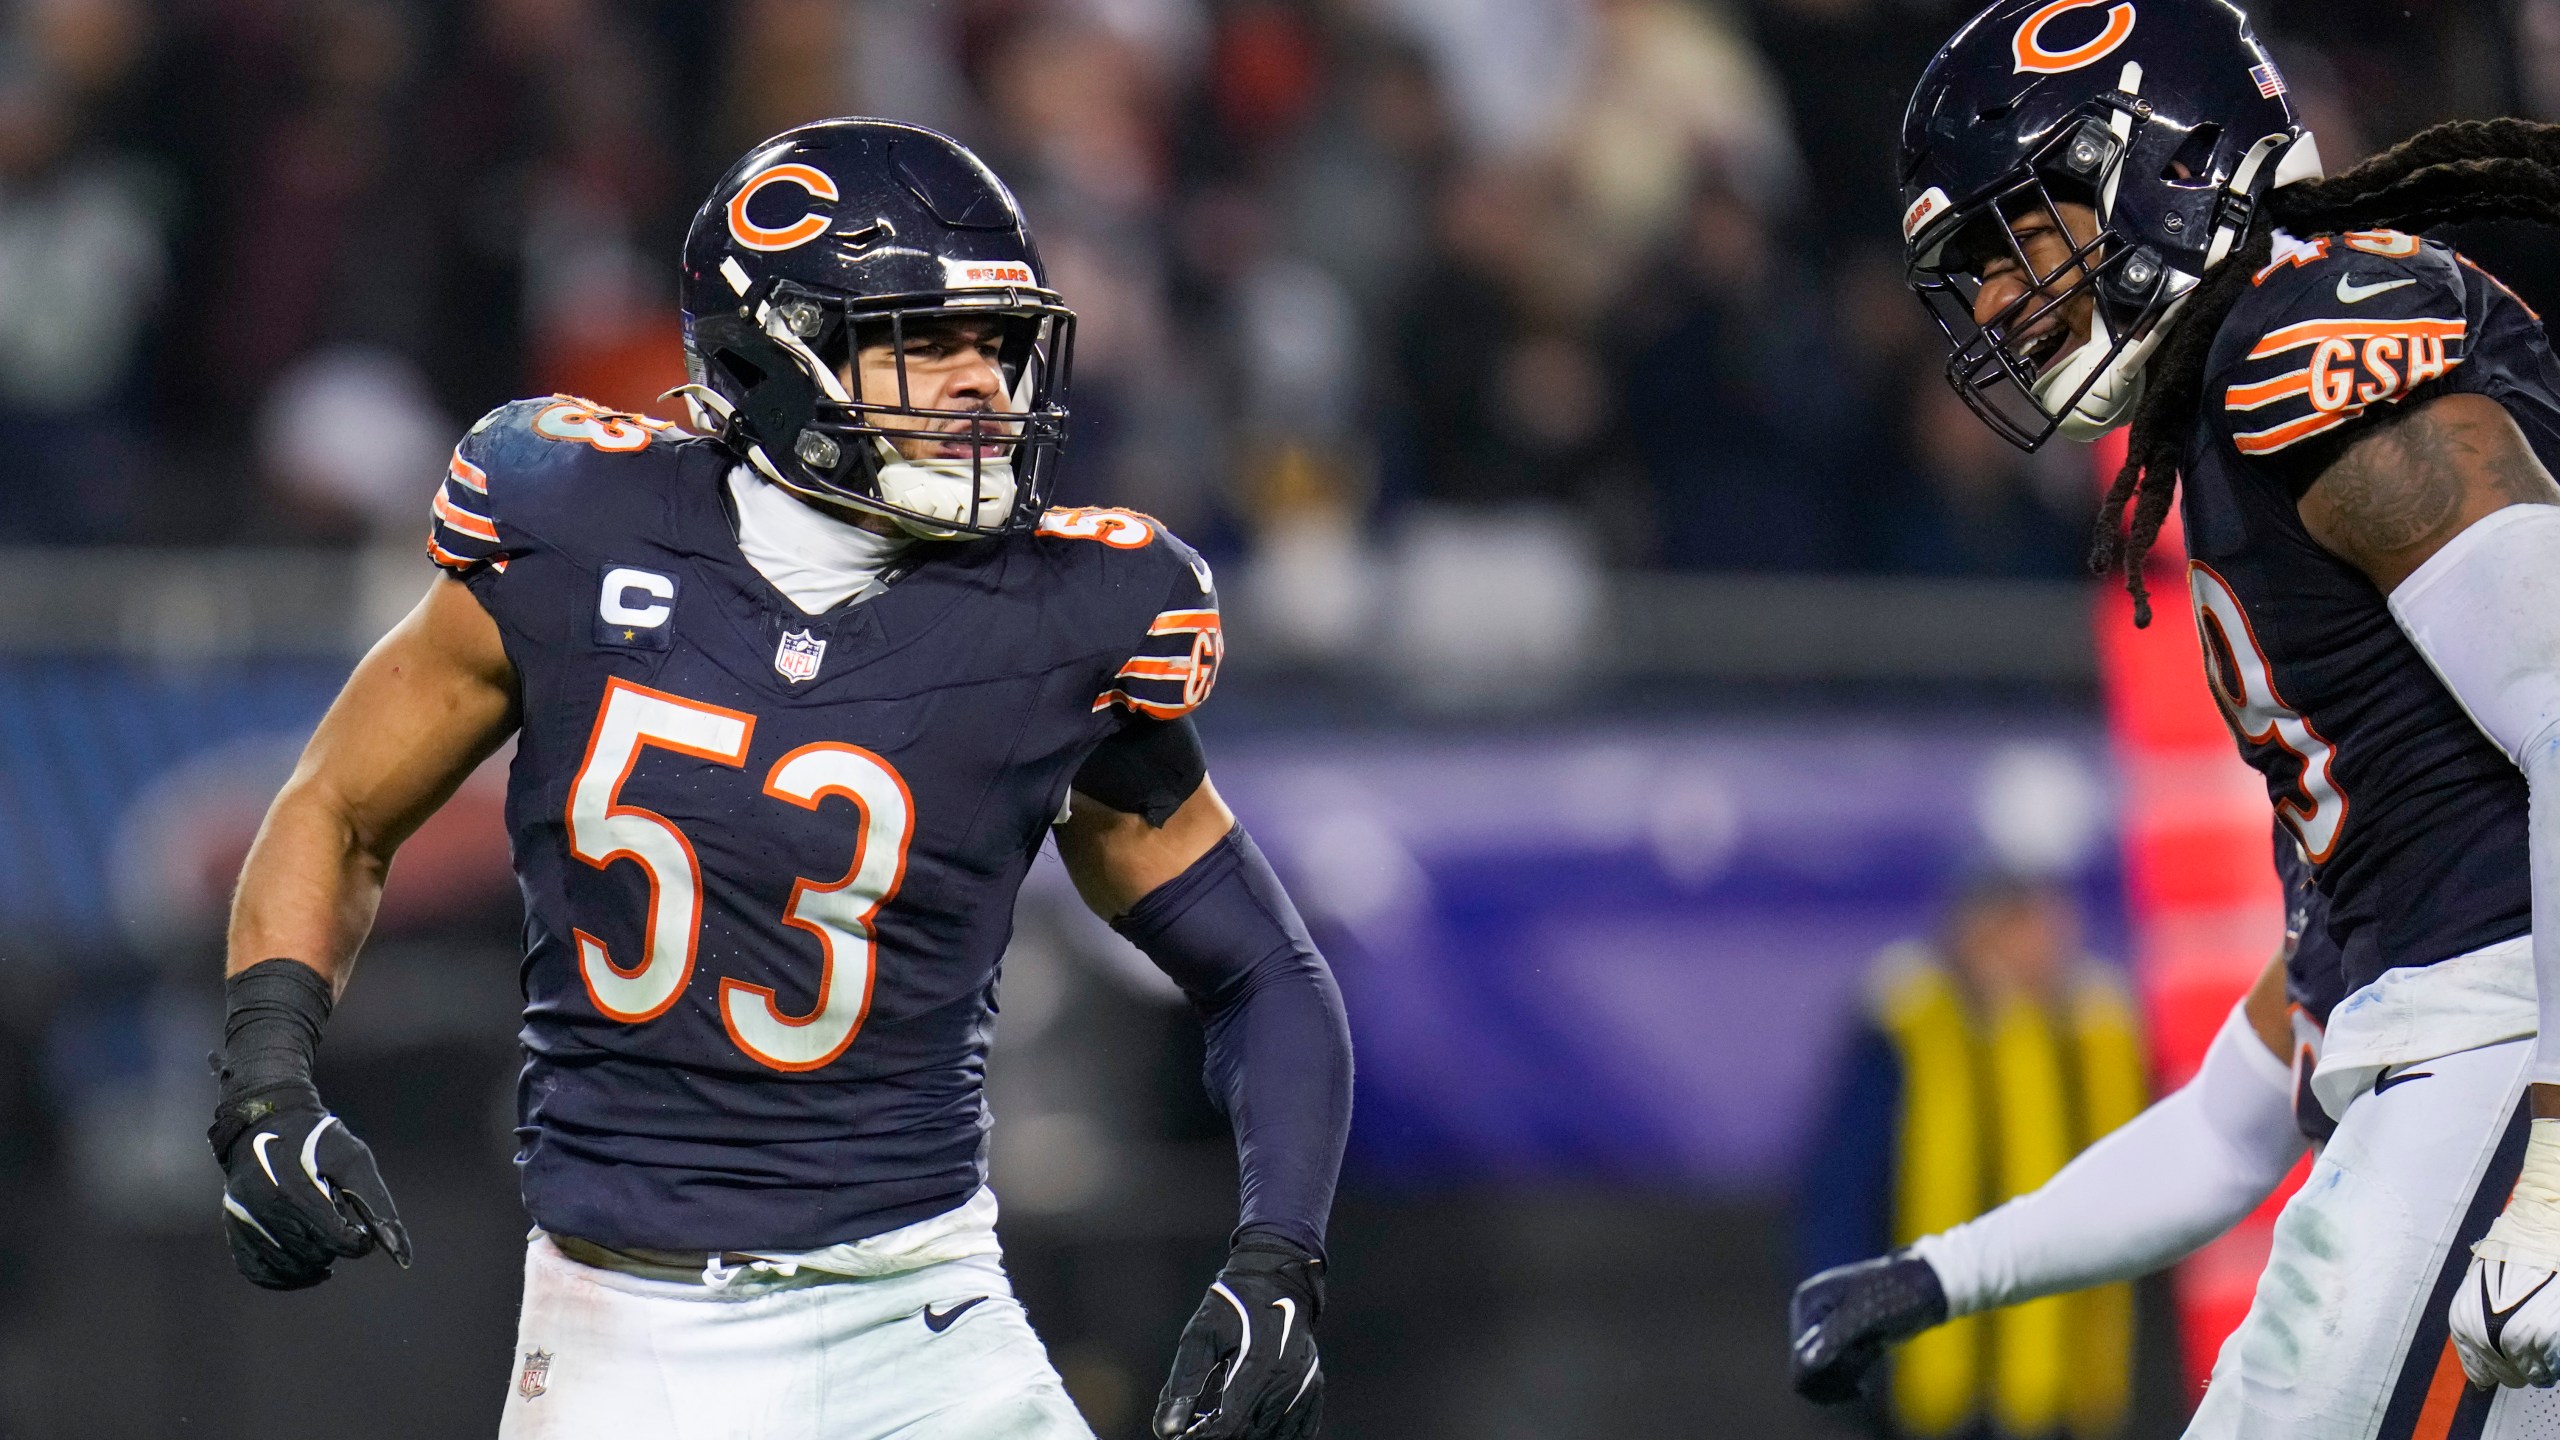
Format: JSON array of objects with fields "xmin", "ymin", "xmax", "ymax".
[
  {"xmin": 517, "ymin": 1349, "xmax": 551, "ymax": 1400},
  {"xmin": 775, "ymin": 628, "xmax": 826, "ymax": 684}
]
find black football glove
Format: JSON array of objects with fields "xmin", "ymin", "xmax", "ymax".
[
  {"xmin": 210, "ymin": 1077, "xmax": 410, "ymax": 1289},
  {"xmin": 1154, "ymin": 1239, "xmax": 1325, "ymax": 1440},
  {"xmin": 1788, "ymin": 1250, "xmax": 1949, "ymax": 1404},
  {"xmin": 208, "ymin": 959, "xmax": 410, "ymax": 1290}
]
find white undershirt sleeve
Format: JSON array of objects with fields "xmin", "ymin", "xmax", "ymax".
[
  {"xmin": 1910, "ymin": 1000, "xmax": 2302, "ymax": 1317},
  {"xmin": 2386, "ymin": 502, "xmax": 2560, "ymax": 1086}
]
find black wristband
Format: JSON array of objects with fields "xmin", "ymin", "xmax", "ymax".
[
  {"xmin": 215, "ymin": 958, "xmax": 334, "ymax": 1105},
  {"xmin": 1224, "ymin": 1234, "xmax": 1327, "ymax": 1317},
  {"xmin": 1232, "ymin": 1225, "xmax": 1322, "ymax": 1264}
]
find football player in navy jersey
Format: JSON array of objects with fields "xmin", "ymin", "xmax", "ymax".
[
  {"xmin": 207, "ymin": 119, "xmax": 1352, "ymax": 1440},
  {"xmin": 1789, "ymin": 0, "xmax": 2560, "ymax": 1431}
]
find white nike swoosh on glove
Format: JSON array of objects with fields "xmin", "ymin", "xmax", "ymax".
[
  {"xmin": 1211, "ymin": 1281, "xmax": 1252, "ymax": 1392},
  {"xmin": 301, "ymin": 1115, "xmax": 340, "ymax": 1200},
  {"xmin": 223, "ymin": 1192, "xmax": 283, "ymax": 1247}
]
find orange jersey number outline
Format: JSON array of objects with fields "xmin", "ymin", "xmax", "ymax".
[
  {"xmin": 532, "ymin": 397, "xmax": 675, "ymax": 453},
  {"xmin": 566, "ymin": 679, "xmax": 917, "ymax": 1070},
  {"xmin": 1037, "ymin": 506, "xmax": 1158, "ymax": 549},
  {"xmin": 2188, "ymin": 562, "xmax": 2348, "ymax": 861}
]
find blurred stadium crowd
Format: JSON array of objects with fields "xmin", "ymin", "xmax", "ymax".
[{"xmin": 0, "ymin": 0, "xmax": 2534, "ymax": 585}]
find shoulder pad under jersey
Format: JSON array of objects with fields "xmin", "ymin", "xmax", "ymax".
[
  {"xmin": 427, "ymin": 396, "xmax": 685, "ymax": 576},
  {"xmin": 2208, "ymin": 230, "xmax": 2470, "ymax": 472},
  {"xmin": 1031, "ymin": 507, "xmax": 1223, "ymax": 721}
]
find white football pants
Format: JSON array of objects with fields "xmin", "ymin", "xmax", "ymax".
[
  {"xmin": 2183, "ymin": 1035, "xmax": 2560, "ymax": 1440},
  {"xmin": 497, "ymin": 1231, "xmax": 1095, "ymax": 1440}
]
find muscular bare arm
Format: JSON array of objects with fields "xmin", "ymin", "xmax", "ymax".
[
  {"xmin": 2298, "ymin": 391, "xmax": 2560, "ymax": 594},
  {"xmin": 227, "ymin": 577, "xmax": 520, "ymax": 987},
  {"xmin": 1052, "ymin": 777, "xmax": 1238, "ymax": 918}
]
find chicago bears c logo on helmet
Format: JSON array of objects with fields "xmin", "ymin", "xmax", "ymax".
[
  {"xmin": 2011, "ymin": 0, "xmax": 2136, "ymax": 74},
  {"xmin": 727, "ymin": 162, "xmax": 841, "ymax": 252}
]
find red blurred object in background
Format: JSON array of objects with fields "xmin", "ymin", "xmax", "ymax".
[
  {"xmin": 2089, "ymin": 430, "xmax": 2298, "ymax": 1396},
  {"xmin": 531, "ymin": 314, "xmax": 691, "ymax": 427},
  {"xmin": 1212, "ymin": 3, "xmax": 1322, "ymax": 143}
]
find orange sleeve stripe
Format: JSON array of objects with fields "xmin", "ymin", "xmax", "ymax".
[
  {"xmin": 2248, "ymin": 316, "xmax": 2465, "ymax": 358},
  {"xmin": 448, "ymin": 451, "xmax": 489, "ymax": 493},
  {"xmin": 1149, "ymin": 609, "xmax": 1221, "ymax": 635},
  {"xmin": 426, "ymin": 534, "xmax": 480, "ymax": 570},
  {"xmin": 2224, "ymin": 368, "xmax": 2312, "ymax": 411},
  {"xmin": 1115, "ymin": 656, "xmax": 1194, "ymax": 681},
  {"xmin": 2234, "ymin": 409, "xmax": 2353, "ymax": 455},
  {"xmin": 2232, "ymin": 349, "xmax": 2467, "ymax": 454},
  {"xmin": 1091, "ymin": 689, "xmax": 1197, "ymax": 720},
  {"xmin": 426, "ymin": 535, "xmax": 508, "ymax": 573},
  {"xmin": 433, "ymin": 488, "xmax": 501, "ymax": 542}
]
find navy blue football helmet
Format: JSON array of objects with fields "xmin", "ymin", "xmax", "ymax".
[
  {"xmin": 1900, "ymin": 0, "xmax": 2320, "ymax": 449},
  {"xmin": 678, "ymin": 119, "xmax": 1075, "ymax": 537}
]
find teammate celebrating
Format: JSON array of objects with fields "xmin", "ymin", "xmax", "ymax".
[
  {"xmin": 1798, "ymin": 0, "xmax": 2560, "ymax": 1430},
  {"xmin": 207, "ymin": 119, "xmax": 1351, "ymax": 1440}
]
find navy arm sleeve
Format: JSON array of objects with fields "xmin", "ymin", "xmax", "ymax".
[{"xmin": 1113, "ymin": 826, "xmax": 1354, "ymax": 1259}]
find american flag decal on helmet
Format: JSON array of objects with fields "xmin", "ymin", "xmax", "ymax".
[
  {"xmin": 2250, "ymin": 62, "xmax": 2286, "ymax": 98},
  {"xmin": 1094, "ymin": 608, "xmax": 1223, "ymax": 720}
]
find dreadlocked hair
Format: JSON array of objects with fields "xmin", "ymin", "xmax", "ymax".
[{"xmin": 2091, "ymin": 117, "xmax": 2560, "ymax": 626}]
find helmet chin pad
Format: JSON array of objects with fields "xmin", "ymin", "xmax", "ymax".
[
  {"xmin": 2033, "ymin": 316, "xmax": 2139, "ymax": 441},
  {"xmin": 2029, "ymin": 289, "xmax": 2187, "ymax": 441},
  {"xmin": 872, "ymin": 440, "xmax": 1019, "ymax": 539}
]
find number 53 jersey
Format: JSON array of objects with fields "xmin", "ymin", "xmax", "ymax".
[{"xmin": 426, "ymin": 398, "xmax": 1223, "ymax": 1253}]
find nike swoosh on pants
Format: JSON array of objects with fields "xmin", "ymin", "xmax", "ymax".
[{"xmin": 923, "ymin": 1296, "xmax": 989, "ymax": 1333}]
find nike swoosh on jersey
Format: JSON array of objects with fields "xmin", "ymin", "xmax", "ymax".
[
  {"xmin": 2371, "ymin": 1067, "xmax": 2434, "ymax": 1094},
  {"xmin": 2337, "ymin": 275, "xmax": 2418, "ymax": 304},
  {"xmin": 922, "ymin": 1295, "xmax": 989, "ymax": 1333}
]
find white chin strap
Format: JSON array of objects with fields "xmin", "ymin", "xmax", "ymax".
[
  {"xmin": 871, "ymin": 437, "xmax": 1018, "ymax": 539},
  {"xmin": 2035, "ymin": 305, "xmax": 2149, "ymax": 442}
]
